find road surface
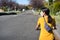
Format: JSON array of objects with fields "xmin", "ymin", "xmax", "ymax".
[
  {"xmin": 0, "ymin": 10, "xmax": 60, "ymax": 40},
  {"xmin": 0, "ymin": 10, "xmax": 40, "ymax": 40}
]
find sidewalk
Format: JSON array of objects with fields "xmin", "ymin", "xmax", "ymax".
[{"xmin": 53, "ymin": 24, "xmax": 60, "ymax": 40}]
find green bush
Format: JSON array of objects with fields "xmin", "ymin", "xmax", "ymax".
[
  {"xmin": 49, "ymin": 2, "xmax": 60, "ymax": 15},
  {"xmin": 53, "ymin": 2, "xmax": 60, "ymax": 13}
]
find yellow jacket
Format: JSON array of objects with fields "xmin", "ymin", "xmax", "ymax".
[{"xmin": 37, "ymin": 16, "xmax": 56, "ymax": 40}]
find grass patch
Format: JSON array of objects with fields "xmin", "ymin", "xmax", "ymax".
[
  {"xmin": 50, "ymin": 13, "xmax": 60, "ymax": 24},
  {"xmin": 55, "ymin": 15, "xmax": 60, "ymax": 24}
]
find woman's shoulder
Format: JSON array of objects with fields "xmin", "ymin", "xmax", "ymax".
[
  {"xmin": 37, "ymin": 17, "xmax": 43, "ymax": 23},
  {"xmin": 38, "ymin": 17, "xmax": 43, "ymax": 20}
]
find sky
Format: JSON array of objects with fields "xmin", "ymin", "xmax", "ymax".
[
  {"xmin": 16, "ymin": 0, "xmax": 29, "ymax": 5},
  {"xmin": 16, "ymin": 0, "xmax": 48, "ymax": 5}
]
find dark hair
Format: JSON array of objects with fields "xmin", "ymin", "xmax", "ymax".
[{"xmin": 41, "ymin": 8, "xmax": 52, "ymax": 23}]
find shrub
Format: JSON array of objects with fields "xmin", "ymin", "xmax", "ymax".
[
  {"xmin": 49, "ymin": 2, "xmax": 60, "ymax": 15},
  {"xmin": 53, "ymin": 2, "xmax": 60, "ymax": 13}
]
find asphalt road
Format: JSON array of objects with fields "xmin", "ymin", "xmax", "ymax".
[{"xmin": 0, "ymin": 10, "xmax": 40, "ymax": 40}]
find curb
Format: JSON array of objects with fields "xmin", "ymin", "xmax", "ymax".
[{"xmin": 53, "ymin": 30, "xmax": 60, "ymax": 40}]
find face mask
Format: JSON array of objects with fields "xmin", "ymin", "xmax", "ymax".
[{"xmin": 40, "ymin": 11, "xmax": 44, "ymax": 17}]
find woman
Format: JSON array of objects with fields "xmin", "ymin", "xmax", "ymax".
[{"xmin": 35, "ymin": 8, "xmax": 57, "ymax": 40}]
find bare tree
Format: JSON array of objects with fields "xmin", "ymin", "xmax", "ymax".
[
  {"xmin": 29, "ymin": 0, "xmax": 44, "ymax": 9},
  {"xmin": 0, "ymin": 0, "xmax": 18, "ymax": 10},
  {"xmin": 0, "ymin": 0, "xmax": 27, "ymax": 11}
]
